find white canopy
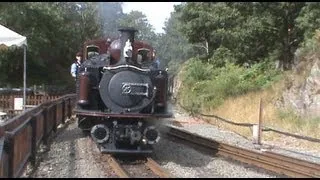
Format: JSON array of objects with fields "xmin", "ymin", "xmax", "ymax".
[
  {"xmin": 0, "ymin": 24, "xmax": 27, "ymax": 47},
  {"xmin": 0, "ymin": 24, "xmax": 28, "ymax": 111}
]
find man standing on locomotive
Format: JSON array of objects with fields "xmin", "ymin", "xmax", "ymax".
[
  {"xmin": 70, "ymin": 52, "xmax": 83, "ymax": 80},
  {"xmin": 152, "ymin": 50, "xmax": 160, "ymax": 69}
]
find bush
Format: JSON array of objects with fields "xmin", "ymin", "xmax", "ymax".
[
  {"xmin": 178, "ymin": 58, "xmax": 281, "ymax": 112},
  {"xmin": 182, "ymin": 57, "xmax": 214, "ymax": 84}
]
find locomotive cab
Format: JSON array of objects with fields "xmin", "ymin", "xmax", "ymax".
[
  {"xmin": 86, "ymin": 45, "xmax": 100, "ymax": 59},
  {"xmin": 137, "ymin": 48, "xmax": 153, "ymax": 68}
]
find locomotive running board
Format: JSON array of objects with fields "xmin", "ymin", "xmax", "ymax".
[{"xmin": 73, "ymin": 109, "xmax": 173, "ymax": 119}]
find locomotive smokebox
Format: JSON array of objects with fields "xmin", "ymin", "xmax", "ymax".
[{"xmin": 118, "ymin": 27, "xmax": 138, "ymax": 65}]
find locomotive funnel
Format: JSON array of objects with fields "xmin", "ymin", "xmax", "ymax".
[{"xmin": 118, "ymin": 27, "xmax": 138, "ymax": 65}]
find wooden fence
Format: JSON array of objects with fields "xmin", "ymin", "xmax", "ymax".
[
  {"xmin": 0, "ymin": 95, "xmax": 60, "ymax": 111},
  {"xmin": 177, "ymin": 100, "xmax": 320, "ymax": 144},
  {"xmin": 0, "ymin": 94, "xmax": 76, "ymax": 178}
]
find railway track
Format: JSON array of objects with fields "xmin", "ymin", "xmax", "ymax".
[
  {"xmin": 104, "ymin": 154, "xmax": 172, "ymax": 178},
  {"xmin": 164, "ymin": 125, "xmax": 320, "ymax": 178},
  {"xmin": 89, "ymin": 137, "xmax": 172, "ymax": 178}
]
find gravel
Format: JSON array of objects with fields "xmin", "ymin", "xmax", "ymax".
[
  {"xmin": 22, "ymin": 117, "xmax": 112, "ymax": 178},
  {"xmin": 152, "ymin": 138, "xmax": 281, "ymax": 178}
]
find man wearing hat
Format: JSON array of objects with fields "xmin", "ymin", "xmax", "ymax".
[{"xmin": 70, "ymin": 52, "xmax": 83, "ymax": 79}]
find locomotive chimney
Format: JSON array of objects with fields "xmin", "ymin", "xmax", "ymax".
[{"xmin": 118, "ymin": 27, "xmax": 137, "ymax": 65}]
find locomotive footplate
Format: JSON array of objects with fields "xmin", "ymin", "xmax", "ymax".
[
  {"xmin": 98, "ymin": 143, "xmax": 153, "ymax": 154},
  {"xmin": 74, "ymin": 109, "xmax": 173, "ymax": 118}
]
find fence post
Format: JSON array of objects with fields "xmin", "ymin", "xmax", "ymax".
[
  {"xmin": 61, "ymin": 100, "xmax": 65, "ymax": 124},
  {"xmin": 67, "ymin": 98, "xmax": 71, "ymax": 120},
  {"xmin": 0, "ymin": 137, "xmax": 9, "ymax": 178},
  {"xmin": 253, "ymin": 98, "xmax": 263, "ymax": 145},
  {"xmin": 42, "ymin": 107, "xmax": 48, "ymax": 146},
  {"xmin": 52, "ymin": 105, "xmax": 57, "ymax": 133},
  {"xmin": 5, "ymin": 134, "xmax": 14, "ymax": 178},
  {"xmin": 30, "ymin": 116, "xmax": 37, "ymax": 167}
]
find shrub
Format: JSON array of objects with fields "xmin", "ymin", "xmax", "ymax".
[{"xmin": 178, "ymin": 58, "xmax": 282, "ymax": 112}]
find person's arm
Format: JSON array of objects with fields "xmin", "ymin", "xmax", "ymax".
[{"xmin": 71, "ymin": 63, "xmax": 77, "ymax": 77}]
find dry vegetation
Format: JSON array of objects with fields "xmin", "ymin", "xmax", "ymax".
[{"xmin": 200, "ymin": 65, "xmax": 320, "ymax": 150}]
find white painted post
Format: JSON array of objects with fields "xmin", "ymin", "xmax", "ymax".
[
  {"xmin": 252, "ymin": 124, "xmax": 259, "ymax": 144},
  {"xmin": 253, "ymin": 98, "xmax": 263, "ymax": 145}
]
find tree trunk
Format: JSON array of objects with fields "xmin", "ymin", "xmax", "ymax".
[
  {"xmin": 205, "ymin": 40, "xmax": 209, "ymax": 57},
  {"xmin": 279, "ymin": 7, "xmax": 292, "ymax": 71}
]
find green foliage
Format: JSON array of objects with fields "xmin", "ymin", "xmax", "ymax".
[
  {"xmin": 296, "ymin": 2, "xmax": 320, "ymax": 39},
  {"xmin": 182, "ymin": 58, "xmax": 214, "ymax": 83},
  {"xmin": 154, "ymin": 8, "xmax": 199, "ymax": 71},
  {"xmin": 176, "ymin": 2, "xmax": 241, "ymax": 57},
  {"xmin": 178, "ymin": 58, "xmax": 281, "ymax": 112},
  {"xmin": 176, "ymin": 2, "xmax": 306, "ymax": 69},
  {"xmin": 208, "ymin": 46, "xmax": 236, "ymax": 67},
  {"xmin": 295, "ymin": 30, "xmax": 320, "ymax": 60}
]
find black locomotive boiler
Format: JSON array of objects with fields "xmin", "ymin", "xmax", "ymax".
[{"xmin": 73, "ymin": 28, "xmax": 173, "ymax": 154}]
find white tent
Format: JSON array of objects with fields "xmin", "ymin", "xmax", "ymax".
[{"xmin": 0, "ymin": 24, "xmax": 28, "ymax": 111}]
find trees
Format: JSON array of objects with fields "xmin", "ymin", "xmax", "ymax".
[
  {"xmin": 0, "ymin": 2, "xmax": 102, "ymax": 86},
  {"xmin": 154, "ymin": 8, "xmax": 198, "ymax": 71},
  {"xmin": 296, "ymin": 3, "xmax": 320, "ymax": 42},
  {"xmin": 118, "ymin": 10, "xmax": 157, "ymax": 44},
  {"xmin": 2, "ymin": 2, "xmax": 319, "ymax": 88},
  {"xmin": 176, "ymin": 2, "xmax": 240, "ymax": 59},
  {"xmin": 175, "ymin": 2, "xmax": 312, "ymax": 70}
]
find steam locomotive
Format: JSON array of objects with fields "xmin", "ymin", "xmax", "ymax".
[{"xmin": 73, "ymin": 28, "xmax": 173, "ymax": 154}]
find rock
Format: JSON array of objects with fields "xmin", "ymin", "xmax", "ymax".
[{"xmin": 281, "ymin": 58, "xmax": 320, "ymax": 118}]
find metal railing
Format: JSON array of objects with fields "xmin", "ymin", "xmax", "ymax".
[{"xmin": 0, "ymin": 94, "xmax": 76, "ymax": 178}]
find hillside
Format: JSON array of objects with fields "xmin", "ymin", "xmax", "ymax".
[{"xmin": 174, "ymin": 33, "xmax": 320, "ymax": 150}]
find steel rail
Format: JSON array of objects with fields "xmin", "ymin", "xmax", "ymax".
[
  {"xmin": 90, "ymin": 137, "xmax": 170, "ymax": 178},
  {"xmin": 144, "ymin": 157, "xmax": 172, "ymax": 178},
  {"xmin": 104, "ymin": 154, "xmax": 172, "ymax": 178},
  {"xmin": 104, "ymin": 154, "xmax": 129, "ymax": 178},
  {"xmin": 165, "ymin": 126, "xmax": 320, "ymax": 178}
]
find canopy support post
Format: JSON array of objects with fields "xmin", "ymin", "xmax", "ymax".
[{"xmin": 23, "ymin": 45, "xmax": 26, "ymax": 111}]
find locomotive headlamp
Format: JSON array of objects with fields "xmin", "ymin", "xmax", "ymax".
[
  {"xmin": 143, "ymin": 126, "xmax": 160, "ymax": 145},
  {"xmin": 90, "ymin": 124, "xmax": 110, "ymax": 144}
]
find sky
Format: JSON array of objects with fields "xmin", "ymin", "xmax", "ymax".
[{"xmin": 122, "ymin": 2, "xmax": 181, "ymax": 34}]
